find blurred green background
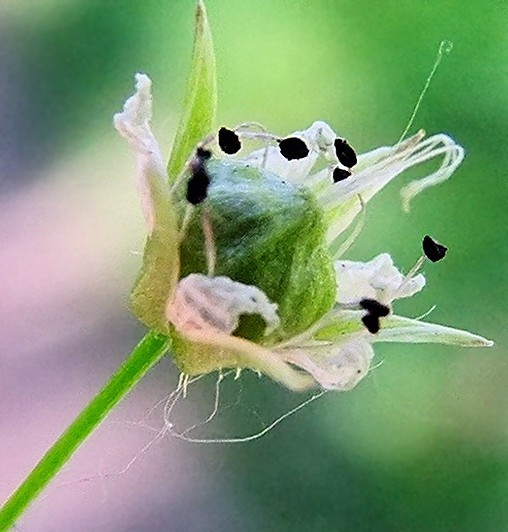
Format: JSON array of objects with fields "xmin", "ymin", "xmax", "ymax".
[{"xmin": 1, "ymin": 1, "xmax": 506, "ymax": 531}]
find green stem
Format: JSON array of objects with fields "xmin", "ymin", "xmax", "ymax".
[{"xmin": 0, "ymin": 330, "xmax": 169, "ymax": 531}]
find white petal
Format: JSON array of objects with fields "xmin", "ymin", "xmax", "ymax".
[
  {"xmin": 280, "ymin": 339, "xmax": 374, "ymax": 391},
  {"xmin": 315, "ymin": 131, "xmax": 464, "ymax": 243},
  {"xmin": 395, "ymin": 274, "xmax": 426, "ymax": 300},
  {"xmin": 335, "ymin": 253, "xmax": 425, "ymax": 305},
  {"xmin": 298, "ymin": 120, "xmax": 338, "ymax": 162},
  {"xmin": 167, "ymin": 274, "xmax": 280, "ymax": 336},
  {"xmin": 399, "ymin": 134, "xmax": 465, "ymax": 212},
  {"xmin": 245, "ymin": 145, "xmax": 319, "ymax": 183},
  {"xmin": 244, "ymin": 121, "xmax": 341, "ymax": 184},
  {"xmin": 113, "ymin": 73, "xmax": 166, "ymax": 233}
]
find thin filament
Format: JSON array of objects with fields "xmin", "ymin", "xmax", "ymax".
[
  {"xmin": 398, "ymin": 40, "xmax": 453, "ymax": 143},
  {"xmin": 166, "ymin": 390, "xmax": 327, "ymax": 444}
]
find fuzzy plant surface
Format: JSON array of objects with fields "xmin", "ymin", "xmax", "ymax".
[{"xmin": 0, "ymin": 2, "xmax": 493, "ymax": 530}]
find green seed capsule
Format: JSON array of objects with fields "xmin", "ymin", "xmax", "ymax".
[{"xmin": 178, "ymin": 158, "xmax": 336, "ymax": 342}]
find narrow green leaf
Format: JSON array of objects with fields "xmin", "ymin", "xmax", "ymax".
[{"xmin": 167, "ymin": 0, "xmax": 217, "ymax": 182}]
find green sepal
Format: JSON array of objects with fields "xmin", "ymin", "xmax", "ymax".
[
  {"xmin": 131, "ymin": 0, "xmax": 218, "ymax": 330},
  {"xmin": 312, "ymin": 309, "xmax": 493, "ymax": 348},
  {"xmin": 313, "ymin": 310, "xmax": 364, "ymax": 341},
  {"xmin": 130, "ymin": 177, "xmax": 180, "ymax": 332},
  {"xmin": 375, "ymin": 315, "xmax": 494, "ymax": 347},
  {"xmin": 169, "ymin": 326, "xmax": 314, "ymax": 391},
  {"xmin": 170, "ymin": 326, "xmax": 245, "ymax": 375},
  {"xmin": 167, "ymin": 0, "xmax": 217, "ymax": 182}
]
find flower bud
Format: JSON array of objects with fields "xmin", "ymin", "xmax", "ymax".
[{"xmin": 115, "ymin": 74, "xmax": 492, "ymax": 392}]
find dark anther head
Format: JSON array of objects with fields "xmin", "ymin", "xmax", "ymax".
[
  {"xmin": 278, "ymin": 137, "xmax": 310, "ymax": 160},
  {"xmin": 422, "ymin": 235, "xmax": 448, "ymax": 262},
  {"xmin": 186, "ymin": 151, "xmax": 211, "ymax": 206},
  {"xmin": 217, "ymin": 127, "xmax": 241, "ymax": 154},
  {"xmin": 186, "ymin": 168, "xmax": 210, "ymax": 205},
  {"xmin": 332, "ymin": 167, "xmax": 352, "ymax": 183},
  {"xmin": 196, "ymin": 146, "xmax": 212, "ymax": 160},
  {"xmin": 362, "ymin": 313, "xmax": 380, "ymax": 334},
  {"xmin": 360, "ymin": 298, "xmax": 390, "ymax": 317},
  {"xmin": 334, "ymin": 138, "xmax": 357, "ymax": 168}
]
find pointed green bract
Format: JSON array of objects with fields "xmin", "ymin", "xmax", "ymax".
[
  {"xmin": 312, "ymin": 310, "xmax": 493, "ymax": 348},
  {"xmin": 376, "ymin": 315, "xmax": 494, "ymax": 347},
  {"xmin": 131, "ymin": 0, "xmax": 218, "ymax": 330},
  {"xmin": 130, "ymin": 180, "xmax": 180, "ymax": 332},
  {"xmin": 167, "ymin": 0, "xmax": 217, "ymax": 181}
]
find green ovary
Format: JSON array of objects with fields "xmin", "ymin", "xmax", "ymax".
[{"xmin": 179, "ymin": 159, "xmax": 336, "ymax": 343}]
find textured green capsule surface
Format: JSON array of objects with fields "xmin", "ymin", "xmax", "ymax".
[{"xmin": 179, "ymin": 159, "xmax": 336, "ymax": 343}]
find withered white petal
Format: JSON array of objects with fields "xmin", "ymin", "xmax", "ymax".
[
  {"xmin": 235, "ymin": 124, "xmax": 464, "ymax": 253},
  {"xmin": 279, "ymin": 339, "xmax": 374, "ymax": 391},
  {"xmin": 335, "ymin": 253, "xmax": 425, "ymax": 305},
  {"xmin": 317, "ymin": 131, "xmax": 465, "ymax": 242},
  {"xmin": 399, "ymin": 133, "xmax": 464, "ymax": 212},
  {"xmin": 167, "ymin": 274, "xmax": 280, "ymax": 336},
  {"xmin": 245, "ymin": 145, "xmax": 319, "ymax": 183},
  {"xmin": 244, "ymin": 121, "xmax": 343, "ymax": 184},
  {"xmin": 296, "ymin": 120, "xmax": 338, "ymax": 163},
  {"xmin": 113, "ymin": 73, "xmax": 166, "ymax": 233}
]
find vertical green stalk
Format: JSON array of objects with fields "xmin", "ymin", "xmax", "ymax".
[{"xmin": 0, "ymin": 331, "xmax": 169, "ymax": 532}]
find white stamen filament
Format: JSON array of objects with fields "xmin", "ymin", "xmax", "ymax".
[{"xmin": 201, "ymin": 210, "xmax": 217, "ymax": 276}]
